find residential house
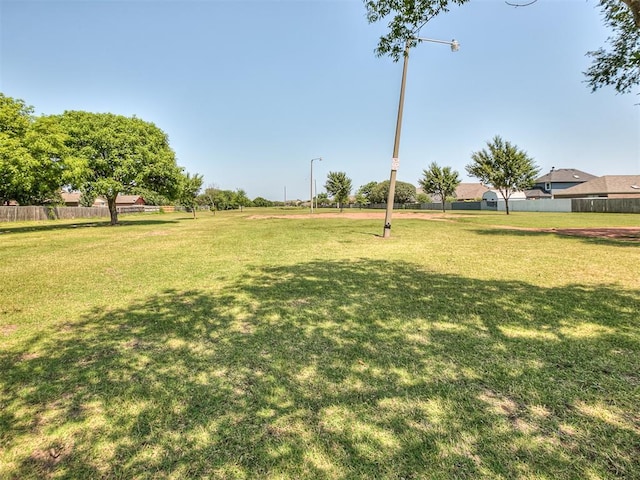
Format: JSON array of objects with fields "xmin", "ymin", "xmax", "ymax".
[
  {"xmin": 61, "ymin": 192, "xmax": 143, "ymax": 208},
  {"xmin": 454, "ymin": 183, "xmax": 491, "ymax": 201},
  {"xmin": 60, "ymin": 192, "xmax": 107, "ymax": 207},
  {"xmin": 528, "ymin": 168, "xmax": 598, "ymax": 199},
  {"xmin": 115, "ymin": 195, "xmax": 145, "ymax": 207},
  {"xmin": 60, "ymin": 191, "xmax": 82, "ymax": 207},
  {"xmin": 553, "ymin": 175, "xmax": 640, "ymax": 199}
]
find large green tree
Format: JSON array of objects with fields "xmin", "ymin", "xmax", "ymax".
[
  {"xmin": 197, "ymin": 186, "xmax": 217, "ymax": 210},
  {"xmin": 215, "ymin": 190, "xmax": 235, "ymax": 210},
  {"xmin": 252, "ymin": 196, "xmax": 274, "ymax": 207},
  {"xmin": 56, "ymin": 111, "xmax": 182, "ymax": 224},
  {"xmin": 364, "ymin": 0, "xmax": 640, "ymax": 96},
  {"xmin": 466, "ymin": 135, "xmax": 539, "ymax": 215},
  {"xmin": 316, "ymin": 192, "xmax": 330, "ymax": 207},
  {"xmin": 0, "ymin": 94, "xmax": 71, "ymax": 205},
  {"xmin": 233, "ymin": 189, "xmax": 252, "ymax": 211},
  {"xmin": 418, "ymin": 162, "xmax": 461, "ymax": 213},
  {"xmin": 370, "ymin": 180, "xmax": 417, "ymax": 204},
  {"xmin": 0, "ymin": 93, "xmax": 34, "ymax": 205},
  {"xmin": 325, "ymin": 171, "xmax": 353, "ymax": 212},
  {"xmin": 355, "ymin": 181, "xmax": 379, "ymax": 207},
  {"xmin": 200, "ymin": 188, "xmax": 235, "ymax": 211},
  {"xmin": 179, "ymin": 172, "xmax": 204, "ymax": 218}
]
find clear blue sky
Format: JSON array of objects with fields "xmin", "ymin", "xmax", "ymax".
[{"xmin": 1, "ymin": 0, "xmax": 639, "ymax": 201}]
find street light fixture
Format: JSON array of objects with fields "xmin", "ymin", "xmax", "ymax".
[
  {"xmin": 310, "ymin": 157, "xmax": 322, "ymax": 213},
  {"xmin": 382, "ymin": 37, "xmax": 459, "ymax": 238}
]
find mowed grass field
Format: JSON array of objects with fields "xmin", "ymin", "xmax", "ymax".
[{"xmin": 1, "ymin": 209, "xmax": 638, "ymax": 479}]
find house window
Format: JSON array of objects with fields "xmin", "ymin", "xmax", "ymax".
[{"xmin": 544, "ymin": 182, "xmax": 551, "ymax": 191}]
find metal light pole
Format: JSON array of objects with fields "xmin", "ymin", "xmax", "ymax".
[
  {"xmin": 310, "ymin": 157, "xmax": 322, "ymax": 213},
  {"xmin": 383, "ymin": 37, "xmax": 459, "ymax": 238}
]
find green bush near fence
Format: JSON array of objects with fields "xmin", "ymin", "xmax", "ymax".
[{"xmin": 1, "ymin": 210, "xmax": 638, "ymax": 479}]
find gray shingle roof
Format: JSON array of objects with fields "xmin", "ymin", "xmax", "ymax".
[
  {"xmin": 535, "ymin": 168, "xmax": 598, "ymax": 183},
  {"xmin": 454, "ymin": 183, "xmax": 491, "ymax": 200},
  {"xmin": 555, "ymin": 175, "xmax": 640, "ymax": 196}
]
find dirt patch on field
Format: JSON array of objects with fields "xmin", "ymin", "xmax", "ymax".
[
  {"xmin": 247, "ymin": 211, "xmax": 452, "ymax": 221},
  {"xmin": 247, "ymin": 212, "xmax": 640, "ymax": 242},
  {"xmin": 1, "ymin": 324, "xmax": 18, "ymax": 336},
  {"xmin": 544, "ymin": 227, "xmax": 640, "ymax": 242}
]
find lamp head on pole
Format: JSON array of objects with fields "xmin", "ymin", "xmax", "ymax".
[{"xmin": 413, "ymin": 37, "xmax": 460, "ymax": 52}]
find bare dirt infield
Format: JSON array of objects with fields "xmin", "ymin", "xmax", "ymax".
[{"xmin": 247, "ymin": 211, "xmax": 640, "ymax": 242}]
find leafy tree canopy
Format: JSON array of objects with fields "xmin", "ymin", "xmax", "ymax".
[
  {"xmin": 233, "ymin": 189, "xmax": 252, "ymax": 211},
  {"xmin": 197, "ymin": 186, "xmax": 218, "ymax": 209},
  {"xmin": 418, "ymin": 163, "xmax": 461, "ymax": 212},
  {"xmin": 0, "ymin": 93, "xmax": 32, "ymax": 137},
  {"xmin": 201, "ymin": 188, "xmax": 236, "ymax": 211},
  {"xmin": 179, "ymin": 172, "xmax": 204, "ymax": 218},
  {"xmin": 370, "ymin": 180, "xmax": 417, "ymax": 204},
  {"xmin": 466, "ymin": 135, "xmax": 539, "ymax": 214},
  {"xmin": 0, "ymin": 94, "xmax": 72, "ymax": 205},
  {"xmin": 586, "ymin": 0, "xmax": 640, "ymax": 94},
  {"xmin": 355, "ymin": 181, "xmax": 379, "ymax": 207},
  {"xmin": 55, "ymin": 111, "xmax": 182, "ymax": 224},
  {"xmin": 316, "ymin": 192, "xmax": 330, "ymax": 207},
  {"xmin": 416, "ymin": 192, "xmax": 432, "ymax": 204},
  {"xmin": 325, "ymin": 171, "xmax": 353, "ymax": 212},
  {"xmin": 357, "ymin": 181, "xmax": 378, "ymax": 199},
  {"xmin": 131, "ymin": 187, "xmax": 171, "ymax": 206},
  {"xmin": 364, "ymin": 0, "xmax": 468, "ymax": 61},
  {"xmin": 252, "ymin": 196, "xmax": 274, "ymax": 207}
]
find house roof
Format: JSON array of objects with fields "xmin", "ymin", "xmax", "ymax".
[
  {"xmin": 420, "ymin": 183, "xmax": 489, "ymax": 202},
  {"xmin": 535, "ymin": 168, "xmax": 598, "ymax": 184},
  {"xmin": 60, "ymin": 192, "xmax": 81, "ymax": 203},
  {"xmin": 62, "ymin": 192, "xmax": 144, "ymax": 205},
  {"xmin": 555, "ymin": 175, "xmax": 640, "ymax": 197},
  {"xmin": 115, "ymin": 195, "xmax": 143, "ymax": 204},
  {"xmin": 525, "ymin": 188, "xmax": 551, "ymax": 199},
  {"xmin": 454, "ymin": 183, "xmax": 491, "ymax": 200}
]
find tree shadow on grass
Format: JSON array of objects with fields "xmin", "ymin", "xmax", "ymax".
[
  {"xmin": 474, "ymin": 227, "xmax": 640, "ymax": 247},
  {"xmin": 2, "ymin": 260, "xmax": 639, "ymax": 478},
  {"xmin": 0, "ymin": 218, "xmax": 182, "ymax": 235}
]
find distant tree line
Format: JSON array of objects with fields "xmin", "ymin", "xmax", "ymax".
[
  {"xmin": 3, "ymin": 93, "xmax": 538, "ymax": 220},
  {"xmin": 326, "ymin": 135, "xmax": 538, "ymax": 215},
  {"xmin": 196, "ymin": 187, "xmax": 253, "ymax": 211}
]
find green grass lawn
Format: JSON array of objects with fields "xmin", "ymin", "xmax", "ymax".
[{"xmin": 1, "ymin": 209, "xmax": 638, "ymax": 479}]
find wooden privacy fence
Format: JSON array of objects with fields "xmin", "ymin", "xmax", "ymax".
[
  {"xmin": 572, "ymin": 198, "xmax": 640, "ymax": 214},
  {"xmin": 0, "ymin": 205, "xmax": 172, "ymax": 222},
  {"xmin": 0, "ymin": 206, "xmax": 110, "ymax": 222}
]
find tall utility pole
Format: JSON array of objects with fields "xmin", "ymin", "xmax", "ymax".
[
  {"xmin": 382, "ymin": 37, "xmax": 459, "ymax": 238},
  {"xmin": 382, "ymin": 41, "xmax": 410, "ymax": 239}
]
